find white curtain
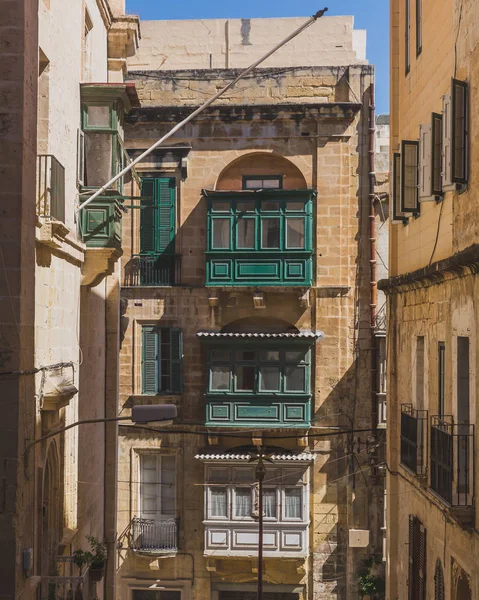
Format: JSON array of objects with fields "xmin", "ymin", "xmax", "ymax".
[
  {"xmin": 210, "ymin": 488, "xmax": 227, "ymax": 517},
  {"xmin": 285, "ymin": 488, "xmax": 302, "ymax": 519},
  {"xmin": 235, "ymin": 488, "xmax": 252, "ymax": 517},
  {"xmin": 263, "ymin": 490, "xmax": 277, "ymax": 518}
]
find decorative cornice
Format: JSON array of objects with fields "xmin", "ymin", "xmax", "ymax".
[{"xmin": 378, "ymin": 244, "xmax": 479, "ymax": 295}]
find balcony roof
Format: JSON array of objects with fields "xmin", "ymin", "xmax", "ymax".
[
  {"xmin": 195, "ymin": 452, "xmax": 314, "ymax": 462},
  {"xmin": 197, "ymin": 331, "xmax": 323, "ymax": 340},
  {"xmin": 202, "ymin": 188, "xmax": 316, "ymax": 197}
]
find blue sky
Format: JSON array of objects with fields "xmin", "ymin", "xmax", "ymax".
[{"xmin": 126, "ymin": 0, "xmax": 389, "ymax": 115}]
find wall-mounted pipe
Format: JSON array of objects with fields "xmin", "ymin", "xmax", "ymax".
[{"xmin": 369, "ymin": 82, "xmax": 378, "ymax": 431}]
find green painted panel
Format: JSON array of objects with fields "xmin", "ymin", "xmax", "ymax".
[
  {"xmin": 236, "ymin": 261, "xmax": 280, "ymax": 278},
  {"xmin": 80, "ymin": 198, "xmax": 122, "ymax": 249},
  {"xmin": 205, "ymin": 398, "xmax": 311, "ymax": 428},
  {"xmin": 235, "ymin": 404, "xmax": 280, "ymax": 420},
  {"xmin": 206, "ymin": 256, "xmax": 312, "ymax": 286},
  {"xmin": 285, "ymin": 261, "xmax": 305, "ymax": 279},
  {"xmin": 284, "ymin": 404, "xmax": 306, "ymax": 421},
  {"xmin": 212, "ymin": 261, "xmax": 231, "ymax": 279},
  {"xmin": 210, "ymin": 404, "xmax": 231, "ymax": 420}
]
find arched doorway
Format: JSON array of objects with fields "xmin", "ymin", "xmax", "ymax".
[
  {"xmin": 41, "ymin": 441, "xmax": 60, "ymax": 576},
  {"xmin": 456, "ymin": 573, "xmax": 472, "ymax": 600}
]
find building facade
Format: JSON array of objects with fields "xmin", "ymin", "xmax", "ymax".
[
  {"xmin": 384, "ymin": 0, "xmax": 479, "ymax": 598},
  {"xmin": 116, "ymin": 16, "xmax": 385, "ymax": 599},
  {"xmin": 0, "ymin": 1, "xmax": 139, "ymax": 598}
]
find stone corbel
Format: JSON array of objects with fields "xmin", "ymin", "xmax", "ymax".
[
  {"xmin": 81, "ymin": 247, "xmax": 122, "ymax": 287},
  {"xmin": 299, "ymin": 289, "xmax": 310, "ymax": 309},
  {"xmin": 37, "ymin": 218, "xmax": 69, "ymax": 250},
  {"xmin": 208, "ymin": 291, "xmax": 219, "ymax": 327},
  {"xmin": 206, "ymin": 559, "xmax": 217, "ymax": 572},
  {"xmin": 253, "ymin": 291, "xmax": 265, "ymax": 309},
  {"xmin": 297, "ymin": 435, "xmax": 309, "ymax": 448},
  {"xmin": 207, "ymin": 433, "xmax": 220, "ymax": 446},
  {"xmin": 107, "ymin": 15, "xmax": 141, "ymax": 79}
]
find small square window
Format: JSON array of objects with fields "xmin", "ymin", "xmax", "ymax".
[
  {"xmin": 212, "ymin": 218, "xmax": 231, "ymax": 249},
  {"xmin": 211, "ymin": 201, "xmax": 230, "ymax": 212},
  {"xmin": 262, "ymin": 218, "xmax": 281, "ymax": 248},
  {"xmin": 262, "ymin": 201, "xmax": 280, "ymax": 211},
  {"xmin": 86, "ymin": 105, "xmax": 111, "ymax": 128},
  {"xmin": 211, "ymin": 365, "xmax": 231, "ymax": 391},
  {"xmin": 260, "ymin": 366, "xmax": 281, "ymax": 391},
  {"xmin": 286, "ymin": 218, "xmax": 305, "ymax": 249}
]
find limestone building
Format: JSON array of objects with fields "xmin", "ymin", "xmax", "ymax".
[
  {"xmin": 0, "ymin": 1, "xmax": 139, "ymax": 598},
  {"xmin": 383, "ymin": 0, "xmax": 479, "ymax": 598},
  {"xmin": 116, "ymin": 16, "xmax": 385, "ymax": 599}
]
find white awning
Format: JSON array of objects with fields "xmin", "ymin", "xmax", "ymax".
[{"xmin": 195, "ymin": 452, "xmax": 314, "ymax": 462}]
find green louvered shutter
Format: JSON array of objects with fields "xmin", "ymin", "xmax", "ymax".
[
  {"xmin": 142, "ymin": 326, "xmax": 159, "ymax": 394},
  {"xmin": 157, "ymin": 178, "xmax": 176, "ymax": 254},
  {"xmin": 140, "ymin": 179, "xmax": 156, "ymax": 254},
  {"xmin": 170, "ymin": 328, "xmax": 183, "ymax": 393}
]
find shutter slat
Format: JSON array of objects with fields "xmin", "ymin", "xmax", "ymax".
[
  {"xmin": 392, "ymin": 152, "xmax": 406, "ymax": 220},
  {"xmin": 142, "ymin": 326, "xmax": 159, "ymax": 394},
  {"xmin": 401, "ymin": 140, "xmax": 420, "ymax": 213},
  {"xmin": 418, "ymin": 523, "xmax": 427, "ymax": 600},
  {"xmin": 419, "ymin": 124, "xmax": 432, "ymax": 199},
  {"xmin": 170, "ymin": 328, "xmax": 183, "ymax": 393},
  {"xmin": 408, "ymin": 515, "xmax": 415, "ymax": 600},
  {"xmin": 442, "ymin": 94, "xmax": 452, "ymax": 186},
  {"xmin": 140, "ymin": 179, "xmax": 156, "ymax": 254},
  {"xmin": 432, "ymin": 113, "xmax": 443, "ymax": 196},
  {"xmin": 157, "ymin": 178, "xmax": 176, "ymax": 254},
  {"xmin": 452, "ymin": 79, "xmax": 468, "ymax": 184}
]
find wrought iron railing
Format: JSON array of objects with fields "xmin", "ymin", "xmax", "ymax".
[
  {"xmin": 37, "ymin": 155, "xmax": 66, "ymax": 222},
  {"xmin": 375, "ymin": 302, "xmax": 387, "ymax": 333},
  {"xmin": 38, "ymin": 576, "xmax": 84, "ymax": 600},
  {"xmin": 131, "ymin": 517, "xmax": 179, "ymax": 553},
  {"xmin": 430, "ymin": 416, "xmax": 475, "ymax": 507},
  {"xmin": 123, "ymin": 254, "xmax": 181, "ymax": 286},
  {"xmin": 400, "ymin": 404, "xmax": 428, "ymax": 475}
]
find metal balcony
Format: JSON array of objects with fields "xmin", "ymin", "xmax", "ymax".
[
  {"xmin": 123, "ymin": 254, "xmax": 181, "ymax": 286},
  {"xmin": 38, "ymin": 576, "xmax": 85, "ymax": 600},
  {"xmin": 37, "ymin": 155, "xmax": 66, "ymax": 222},
  {"xmin": 430, "ymin": 416, "xmax": 474, "ymax": 509},
  {"xmin": 131, "ymin": 517, "xmax": 179, "ymax": 554},
  {"xmin": 400, "ymin": 404, "xmax": 428, "ymax": 476}
]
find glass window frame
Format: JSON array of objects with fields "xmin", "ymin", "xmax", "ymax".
[
  {"xmin": 242, "ymin": 175, "xmax": 283, "ymax": 190},
  {"xmin": 282, "ymin": 486, "xmax": 304, "ymax": 522},
  {"xmin": 232, "ymin": 486, "xmax": 254, "ymax": 521},
  {"xmin": 207, "ymin": 485, "xmax": 230, "ymax": 520}
]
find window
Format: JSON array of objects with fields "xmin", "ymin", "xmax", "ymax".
[
  {"xmin": 243, "ymin": 176, "xmax": 282, "ymax": 190},
  {"xmin": 431, "ymin": 113, "xmax": 443, "ymax": 196},
  {"xmin": 140, "ymin": 178, "xmax": 176, "ymax": 255},
  {"xmin": 234, "ymin": 488, "xmax": 253, "ymax": 518},
  {"xmin": 419, "ymin": 125, "xmax": 432, "ymax": 199},
  {"xmin": 405, "ymin": 0, "xmax": 411, "ymax": 74},
  {"xmin": 416, "ymin": 336, "xmax": 425, "ymax": 410},
  {"xmin": 438, "ymin": 342, "xmax": 445, "ymax": 418},
  {"xmin": 133, "ymin": 591, "xmax": 181, "ymax": 600},
  {"xmin": 416, "ymin": 0, "xmax": 422, "ymax": 56},
  {"xmin": 284, "ymin": 488, "xmax": 302, "ymax": 519},
  {"xmin": 142, "ymin": 326, "xmax": 183, "ymax": 394},
  {"xmin": 401, "ymin": 140, "xmax": 419, "ymax": 213},
  {"xmin": 451, "ymin": 79, "xmax": 468, "ymax": 184},
  {"xmin": 140, "ymin": 454, "xmax": 176, "ymax": 520},
  {"xmin": 209, "ymin": 487, "xmax": 228, "ymax": 518},
  {"xmin": 408, "ymin": 516, "xmax": 426, "ymax": 600},
  {"xmin": 207, "ymin": 195, "xmax": 312, "ymax": 253},
  {"xmin": 207, "ymin": 348, "xmax": 311, "ymax": 395},
  {"xmin": 83, "ymin": 9, "xmax": 93, "ymax": 81},
  {"xmin": 392, "ymin": 152, "xmax": 406, "ymax": 220},
  {"xmin": 457, "ymin": 337, "xmax": 470, "ymax": 424}
]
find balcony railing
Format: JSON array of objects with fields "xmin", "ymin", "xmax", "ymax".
[
  {"xmin": 131, "ymin": 517, "xmax": 179, "ymax": 553},
  {"xmin": 37, "ymin": 155, "xmax": 66, "ymax": 222},
  {"xmin": 38, "ymin": 576, "xmax": 85, "ymax": 600},
  {"xmin": 430, "ymin": 416, "xmax": 475, "ymax": 508},
  {"xmin": 123, "ymin": 254, "xmax": 181, "ymax": 286},
  {"xmin": 400, "ymin": 404, "xmax": 428, "ymax": 475}
]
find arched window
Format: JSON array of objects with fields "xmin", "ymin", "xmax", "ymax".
[{"xmin": 434, "ymin": 560, "xmax": 444, "ymax": 600}]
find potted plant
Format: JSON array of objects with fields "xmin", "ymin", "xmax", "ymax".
[{"xmin": 86, "ymin": 536, "xmax": 107, "ymax": 582}]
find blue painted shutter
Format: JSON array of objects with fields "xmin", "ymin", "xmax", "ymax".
[
  {"xmin": 140, "ymin": 179, "xmax": 156, "ymax": 254},
  {"xmin": 142, "ymin": 326, "xmax": 159, "ymax": 394},
  {"xmin": 157, "ymin": 178, "xmax": 176, "ymax": 254},
  {"xmin": 169, "ymin": 328, "xmax": 183, "ymax": 393}
]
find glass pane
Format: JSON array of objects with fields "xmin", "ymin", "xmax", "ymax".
[
  {"xmin": 212, "ymin": 218, "xmax": 231, "ymax": 249},
  {"xmin": 237, "ymin": 201, "xmax": 255, "ymax": 213},
  {"xmin": 237, "ymin": 218, "xmax": 255, "ymax": 249},
  {"xmin": 236, "ymin": 350, "xmax": 255, "ymax": 361},
  {"xmin": 84, "ymin": 132, "xmax": 113, "ymax": 187},
  {"xmin": 285, "ymin": 350, "xmax": 306, "ymax": 362},
  {"xmin": 286, "ymin": 218, "xmax": 305, "ymax": 249},
  {"xmin": 210, "ymin": 349, "xmax": 230, "ymax": 361},
  {"xmin": 263, "ymin": 489, "xmax": 277, "ymax": 518},
  {"xmin": 262, "ymin": 219, "xmax": 280, "ymax": 248},
  {"xmin": 233, "ymin": 468, "xmax": 254, "ymax": 482},
  {"xmin": 262, "ymin": 178, "xmax": 281, "ymax": 189},
  {"xmin": 236, "ymin": 366, "xmax": 255, "ymax": 391},
  {"xmin": 87, "ymin": 105, "xmax": 111, "ymax": 128},
  {"xmin": 211, "ymin": 365, "xmax": 231, "ymax": 391},
  {"xmin": 235, "ymin": 488, "xmax": 252, "ymax": 517},
  {"xmin": 285, "ymin": 366, "xmax": 306, "ymax": 392},
  {"xmin": 211, "ymin": 201, "xmax": 230, "ymax": 212},
  {"xmin": 260, "ymin": 351, "xmax": 280, "ymax": 361},
  {"xmin": 210, "ymin": 488, "xmax": 227, "ymax": 517},
  {"xmin": 244, "ymin": 178, "xmax": 262, "ymax": 189},
  {"xmin": 208, "ymin": 468, "xmax": 230, "ymax": 483},
  {"xmin": 285, "ymin": 488, "xmax": 302, "ymax": 518},
  {"xmin": 260, "ymin": 366, "xmax": 280, "ymax": 391},
  {"xmin": 262, "ymin": 201, "xmax": 280, "ymax": 211},
  {"xmin": 286, "ymin": 201, "xmax": 304, "ymax": 211}
]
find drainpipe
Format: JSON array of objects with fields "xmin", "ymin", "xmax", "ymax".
[{"xmin": 368, "ymin": 82, "xmax": 378, "ymax": 431}]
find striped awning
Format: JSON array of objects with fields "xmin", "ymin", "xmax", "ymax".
[
  {"xmin": 197, "ymin": 331, "xmax": 323, "ymax": 340},
  {"xmin": 195, "ymin": 452, "xmax": 314, "ymax": 462}
]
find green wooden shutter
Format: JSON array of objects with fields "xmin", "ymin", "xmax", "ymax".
[
  {"xmin": 142, "ymin": 326, "xmax": 159, "ymax": 394},
  {"xmin": 157, "ymin": 178, "xmax": 176, "ymax": 254},
  {"xmin": 140, "ymin": 179, "xmax": 156, "ymax": 254},
  {"xmin": 408, "ymin": 515, "xmax": 414, "ymax": 600},
  {"xmin": 169, "ymin": 328, "xmax": 183, "ymax": 393}
]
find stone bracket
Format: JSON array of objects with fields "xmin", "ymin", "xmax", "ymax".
[{"xmin": 81, "ymin": 247, "xmax": 122, "ymax": 287}]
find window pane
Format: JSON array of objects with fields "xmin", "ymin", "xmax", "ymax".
[
  {"xmin": 235, "ymin": 488, "xmax": 252, "ymax": 517},
  {"xmin": 262, "ymin": 218, "xmax": 280, "ymax": 248},
  {"xmin": 236, "ymin": 350, "xmax": 255, "ymax": 361},
  {"xmin": 262, "ymin": 201, "xmax": 280, "ymax": 211},
  {"xmin": 87, "ymin": 105, "xmax": 111, "ymax": 128},
  {"xmin": 208, "ymin": 468, "xmax": 229, "ymax": 483},
  {"xmin": 260, "ymin": 351, "xmax": 280, "ymax": 361},
  {"xmin": 286, "ymin": 218, "xmax": 305, "ymax": 249},
  {"xmin": 244, "ymin": 178, "xmax": 262, "ymax": 189},
  {"xmin": 237, "ymin": 201, "xmax": 255, "ymax": 213},
  {"xmin": 285, "ymin": 351, "xmax": 306, "ymax": 362},
  {"xmin": 233, "ymin": 468, "xmax": 254, "ymax": 482},
  {"xmin": 237, "ymin": 218, "xmax": 255, "ymax": 249},
  {"xmin": 286, "ymin": 201, "xmax": 304, "ymax": 211},
  {"xmin": 211, "ymin": 365, "xmax": 230, "ymax": 391},
  {"xmin": 210, "ymin": 349, "xmax": 230, "ymax": 361},
  {"xmin": 211, "ymin": 201, "xmax": 230, "ymax": 212},
  {"xmin": 84, "ymin": 132, "xmax": 113, "ymax": 187},
  {"xmin": 263, "ymin": 490, "xmax": 277, "ymax": 518},
  {"xmin": 212, "ymin": 218, "xmax": 230, "ymax": 249},
  {"xmin": 285, "ymin": 488, "xmax": 302, "ymax": 519},
  {"xmin": 210, "ymin": 488, "xmax": 227, "ymax": 517},
  {"xmin": 236, "ymin": 366, "xmax": 255, "ymax": 391},
  {"xmin": 262, "ymin": 178, "xmax": 281, "ymax": 189},
  {"xmin": 285, "ymin": 366, "xmax": 306, "ymax": 392},
  {"xmin": 260, "ymin": 366, "xmax": 280, "ymax": 391}
]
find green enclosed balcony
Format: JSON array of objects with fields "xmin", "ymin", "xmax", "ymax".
[
  {"xmin": 204, "ymin": 189, "xmax": 315, "ymax": 287},
  {"xmin": 198, "ymin": 331, "xmax": 322, "ymax": 428},
  {"xmin": 79, "ymin": 194, "xmax": 122, "ymax": 250}
]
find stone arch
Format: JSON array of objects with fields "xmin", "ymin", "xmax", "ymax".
[
  {"xmin": 41, "ymin": 440, "xmax": 61, "ymax": 576},
  {"xmin": 215, "ymin": 152, "xmax": 308, "ymax": 191},
  {"xmin": 221, "ymin": 317, "xmax": 299, "ymax": 333}
]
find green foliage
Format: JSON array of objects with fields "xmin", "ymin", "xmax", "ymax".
[
  {"xmin": 73, "ymin": 536, "xmax": 107, "ymax": 573},
  {"xmin": 357, "ymin": 557, "xmax": 385, "ymax": 599}
]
